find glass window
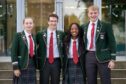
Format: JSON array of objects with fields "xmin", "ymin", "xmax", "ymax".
[
  {"xmin": 0, "ymin": 0, "xmax": 16, "ymax": 56},
  {"xmin": 26, "ymin": 0, "xmax": 54, "ymax": 33},
  {"xmin": 63, "ymin": 0, "xmax": 93, "ymax": 31},
  {"xmin": 102, "ymin": 0, "xmax": 126, "ymax": 56}
]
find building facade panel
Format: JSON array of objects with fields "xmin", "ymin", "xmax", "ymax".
[{"xmin": 0, "ymin": 0, "xmax": 126, "ymax": 58}]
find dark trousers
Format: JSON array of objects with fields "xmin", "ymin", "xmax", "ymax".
[
  {"xmin": 85, "ymin": 51, "xmax": 111, "ymax": 84},
  {"xmin": 40, "ymin": 58, "xmax": 61, "ymax": 84}
]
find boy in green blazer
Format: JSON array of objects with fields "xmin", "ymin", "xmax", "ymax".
[
  {"xmin": 81, "ymin": 5, "xmax": 116, "ymax": 84},
  {"xmin": 11, "ymin": 17, "xmax": 37, "ymax": 84},
  {"xmin": 36, "ymin": 14, "xmax": 64, "ymax": 84}
]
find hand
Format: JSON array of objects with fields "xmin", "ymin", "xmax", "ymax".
[
  {"xmin": 108, "ymin": 60, "xmax": 115, "ymax": 70},
  {"xmin": 14, "ymin": 69, "xmax": 21, "ymax": 77}
]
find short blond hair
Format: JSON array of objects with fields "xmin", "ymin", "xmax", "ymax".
[{"xmin": 87, "ymin": 5, "xmax": 99, "ymax": 13}]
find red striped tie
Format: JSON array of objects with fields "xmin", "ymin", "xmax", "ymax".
[
  {"xmin": 29, "ymin": 35, "xmax": 34, "ymax": 57},
  {"xmin": 49, "ymin": 32, "xmax": 54, "ymax": 64},
  {"xmin": 89, "ymin": 23, "xmax": 95, "ymax": 49},
  {"xmin": 73, "ymin": 40, "xmax": 78, "ymax": 64}
]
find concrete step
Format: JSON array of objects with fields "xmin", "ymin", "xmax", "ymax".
[
  {"xmin": 115, "ymin": 61, "xmax": 126, "ymax": 69},
  {"xmin": 0, "ymin": 62, "xmax": 12, "ymax": 70},
  {"xmin": 111, "ymin": 69, "xmax": 126, "ymax": 78},
  {"xmin": 97, "ymin": 78, "xmax": 126, "ymax": 84},
  {"xmin": 0, "ymin": 70, "xmax": 12, "ymax": 79},
  {"xmin": 0, "ymin": 79, "xmax": 12, "ymax": 84}
]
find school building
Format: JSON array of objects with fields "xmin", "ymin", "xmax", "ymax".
[{"xmin": 0, "ymin": 0, "xmax": 125, "ymax": 58}]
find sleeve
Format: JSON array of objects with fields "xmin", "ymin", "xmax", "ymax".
[
  {"xmin": 11, "ymin": 33, "xmax": 20, "ymax": 70},
  {"xmin": 106, "ymin": 23, "xmax": 116, "ymax": 60}
]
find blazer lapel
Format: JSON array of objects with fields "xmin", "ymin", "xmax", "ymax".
[
  {"xmin": 56, "ymin": 31, "xmax": 60, "ymax": 47},
  {"xmin": 78, "ymin": 40, "xmax": 81, "ymax": 57},
  {"xmin": 66, "ymin": 41, "xmax": 70, "ymax": 56},
  {"xmin": 32, "ymin": 34, "xmax": 36, "ymax": 48},
  {"xmin": 32, "ymin": 34, "xmax": 35, "ymax": 43},
  {"xmin": 42, "ymin": 30, "xmax": 47, "ymax": 45},
  {"xmin": 84, "ymin": 23, "xmax": 89, "ymax": 48},
  {"xmin": 20, "ymin": 31, "xmax": 28, "ymax": 47},
  {"xmin": 95, "ymin": 20, "xmax": 102, "ymax": 42}
]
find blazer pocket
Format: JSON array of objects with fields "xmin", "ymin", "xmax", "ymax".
[
  {"xmin": 18, "ymin": 56, "xmax": 21, "ymax": 58},
  {"xmin": 100, "ymin": 49, "xmax": 111, "ymax": 61}
]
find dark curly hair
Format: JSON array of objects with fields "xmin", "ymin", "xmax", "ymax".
[{"xmin": 64, "ymin": 23, "xmax": 84, "ymax": 52}]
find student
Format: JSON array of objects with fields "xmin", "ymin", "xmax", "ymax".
[
  {"xmin": 36, "ymin": 14, "xmax": 64, "ymax": 84},
  {"xmin": 63, "ymin": 23, "xmax": 86, "ymax": 84},
  {"xmin": 11, "ymin": 17, "xmax": 37, "ymax": 84},
  {"xmin": 81, "ymin": 5, "xmax": 116, "ymax": 84}
]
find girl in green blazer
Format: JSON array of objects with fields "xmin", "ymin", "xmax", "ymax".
[
  {"xmin": 63, "ymin": 23, "xmax": 86, "ymax": 84},
  {"xmin": 11, "ymin": 17, "xmax": 37, "ymax": 84}
]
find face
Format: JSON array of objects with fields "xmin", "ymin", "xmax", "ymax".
[
  {"xmin": 70, "ymin": 24, "xmax": 79, "ymax": 39},
  {"xmin": 23, "ymin": 18, "xmax": 34, "ymax": 32},
  {"xmin": 88, "ymin": 9, "xmax": 99, "ymax": 22},
  {"xmin": 48, "ymin": 17, "xmax": 58, "ymax": 30}
]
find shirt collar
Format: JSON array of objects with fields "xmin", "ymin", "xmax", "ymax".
[
  {"xmin": 71, "ymin": 38, "xmax": 78, "ymax": 43},
  {"xmin": 24, "ymin": 30, "xmax": 31, "ymax": 37},
  {"xmin": 89, "ymin": 19, "xmax": 98, "ymax": 25},
  {"xmin": 47, "ymin": 28, "xmax": 56, "ymax": 34}
]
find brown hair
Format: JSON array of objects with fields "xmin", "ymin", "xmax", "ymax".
[{"xmin": 48, "ymin": 14, "xmax": 58, "ymax": 21}]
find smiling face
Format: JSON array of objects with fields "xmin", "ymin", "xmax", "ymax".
[
  {"xmin": 70, "ymin": 24, "xmax": 79, "ymax": 39},
  {"xmin": 48, "ymin": 17, "xmax": 58, "ymax": 30},
  {"xmin": 23, "ymin": 18, "xmax": 34, "ymax": 33},
  {"xmin": 88, "ymin": 5, "xmax": 99, "ymax": 22}
]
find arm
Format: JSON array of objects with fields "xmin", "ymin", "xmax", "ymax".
[
  {"xmin": 106, "ymin": 23, "xmax": 116, "ymax": 69},
  {"xmin": 11, "ymin": 33, "xmax": 21, "ymax": 76},
  {"xmin": 106, "ymin": 23, "xmax": 116, "ymax": 60},
  {"xmin": 11, "ymin": 33, "xmax": 20, "ymax": 70}
]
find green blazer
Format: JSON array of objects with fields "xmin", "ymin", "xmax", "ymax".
[
  {"xmin": 11, "ymin": 31, "xmax": 37, "ymax": 70},
  {"xmin": 81, "ymin": 20, "xmax": 116, "ymax": 62},
  {"xmin": 36, "ymin": 29, "xmax": 64, "ymax": 69}
]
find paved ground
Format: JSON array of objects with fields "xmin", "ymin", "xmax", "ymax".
[{"xmin": 0, "ymin": 56, "xmax": 126, "ymax": 62}]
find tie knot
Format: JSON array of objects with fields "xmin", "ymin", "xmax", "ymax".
[
  {"xmin": 29, "ymin": 35, "xmax": 32, "ymax": 38},
  {"xmin": 51, "ymin": 32, "xmax": 53, "ymax": 35},
  {"xmin": 92, "ymin": 23, "xmax": 95, "ymax": 26},
  {"xmin": 73, "ymin": 40, "xmax": 76, "ymax": 44}
]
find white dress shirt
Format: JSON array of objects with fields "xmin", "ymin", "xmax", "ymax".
[{"xmin": 47, "ymin": 29, "xmax": 59, "ymax": 58}]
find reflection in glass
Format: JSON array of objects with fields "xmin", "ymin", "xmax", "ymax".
[
  {"xmin": 0, "ymin": 0, "xmax": 16, "ymax": 56},
  {"xmin": 26, "ymin": 0, "xmax": 54, "ymax": 33},
  {"xmin": 64, "ymin": 0, "xmax": 93, "ymax": 31},
  {"xmin": 102, "ymin": 0, "xmax": 126, "ymax": 56}
]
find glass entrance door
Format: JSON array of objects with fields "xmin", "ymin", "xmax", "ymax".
[
  {"xmin": 26, "ymin": 0, "xmax": 55, "ymax": 33},
  {"xmin": 102, "ymin": 0, "xmax": 126, "ymax": 56},
  {"xmin": 0, "ymin": 0, "xmax": 16, "ymax": 56},
  {"xmin": 63, "ymin": 0, "xmax": 93, "ymax": 31},
  {"xmin": 0, "ymin": 0, "xmax": 6, "ymax": 55},
  {"xmin": 111, "ymin": 3, "xmax": 126, "ymax": 56}
]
